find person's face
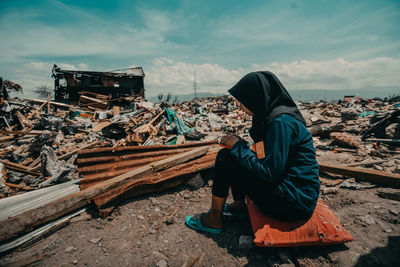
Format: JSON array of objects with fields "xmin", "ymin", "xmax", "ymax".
[{"xmin": 234, "ymin": 99, "xmax": 253, "ymax": 116}]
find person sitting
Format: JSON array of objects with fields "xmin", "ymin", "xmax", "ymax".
[{"xmin": 185, "ymin": 71, "xmax": 320, "ymax": 234}]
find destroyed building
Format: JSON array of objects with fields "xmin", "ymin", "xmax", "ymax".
[{"xmin": 51, "ymin": 64, "xmax": 145, "ymax": 105}]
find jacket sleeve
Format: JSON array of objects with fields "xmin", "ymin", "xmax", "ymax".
[{"xmin": 230, "ymin": 120, "xmax": 293, "ymax": 184}]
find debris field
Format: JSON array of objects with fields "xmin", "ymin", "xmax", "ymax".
[{"xmin": 0, "ymin": 92, "xmax": 399, "ymax": 266}]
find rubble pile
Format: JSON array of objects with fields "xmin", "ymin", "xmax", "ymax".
[
  {"xmin": 0, "ymin": 95, "xmax": 251, "ymax": 195},
  {"xmin": 298, "ymin": 96, "xmax": 400, "ymax": 174},
  {"xmin": 0, "ymin": 93, "xmax": 399, "ymax": 254}
]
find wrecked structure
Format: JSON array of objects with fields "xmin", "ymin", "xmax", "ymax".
[{"xmin": 52, "ymin": 64, "xmax": 145, "ymax": 106}]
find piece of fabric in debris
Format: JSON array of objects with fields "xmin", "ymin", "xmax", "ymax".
[
  {"xmin": 230, "ymin": 114, "xmax": 320, "ymax": 218},
  {"xmin": 40, "ymin": 146, "xmax": 77, "ymax": 186},
  {"xmin": 228, "ymin": 71, "xmax": 305, "ymax": 142},
  {"xmin": 165, "ymin": 108, "xmax": 193, "ymax": 136}
]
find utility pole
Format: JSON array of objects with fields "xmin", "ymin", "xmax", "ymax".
[{"xmin": 193, "ymin": 71, "xmax": 197, "ymax": 98}]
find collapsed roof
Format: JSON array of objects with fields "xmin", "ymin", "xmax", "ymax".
[{"xmin": 52, "ymin": 64, "xmax": 145, "ymax": 103}]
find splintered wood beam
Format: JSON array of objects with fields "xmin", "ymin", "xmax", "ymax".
[
  {"xmin": 0, "ymin": 147, "xmax": 208, "ymax": 242},
  {"xmin": 319, "ymin": 162, "xmax": 400, "ymax": 187}
]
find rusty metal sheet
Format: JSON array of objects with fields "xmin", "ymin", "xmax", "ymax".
[
  {"xmin": 78, "ymin": 143, "xmax": 219, "ymax": 190},
  {"xmin": 77, "ymin": 140, "xmax": 217, "ymax": 158},
  {"xmin": 94, "ymin": 148, "xmax": 219, "ymax": 217}
]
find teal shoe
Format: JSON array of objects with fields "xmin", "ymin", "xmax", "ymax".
[
  {"xmin": 185, "ymin": 213, "xmax": 223, "ymax": 234},
  {"xmin": 223, "ymin": 203, "xmax": 248, "ymax": 219}
]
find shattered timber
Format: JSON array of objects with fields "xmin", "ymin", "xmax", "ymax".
[{"xmin": 0, "ymin": 68, "xmax": 400, "ymax": 266}]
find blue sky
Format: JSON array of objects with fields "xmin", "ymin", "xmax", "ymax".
[{"xmin": 0, "ymin": 0, "xmax": 399, "ymax": 98}]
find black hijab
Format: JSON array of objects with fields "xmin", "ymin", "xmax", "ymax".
[{"xmin": 228, "ymin": 71, "xmax": 306, "ymax": 142}]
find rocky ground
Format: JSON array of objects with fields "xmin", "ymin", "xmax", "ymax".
[{"xmin": 1, "ymin": 173, "xmax": 399, "ymax": 267}]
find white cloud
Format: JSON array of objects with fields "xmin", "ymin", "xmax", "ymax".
[
  {"xmin": 145, "ymin": 58, "xmax": 242, "ymax": 96},
  {"xmin": 7, "ymin": 57, "xmax": 400, "ymax": 99},
  {"xmin": 260, "ymin": 57, "xmax": 400, "ymax": 90},
  {"xmin": 145, "ymin": 57, "xmax": 400, "ymax": 96}
]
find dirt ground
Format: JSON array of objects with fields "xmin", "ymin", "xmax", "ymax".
[{"xmin": 1, "ymin": 173, "xmax": 399, "ymax": 267}]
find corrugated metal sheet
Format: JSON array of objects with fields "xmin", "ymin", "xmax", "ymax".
[
  {"xmin": 0, "ymin": 180, "xmax": 80, "ymax": 221},
  {"xmin": 78, "ymin": 141, "xmax": 218, "ymax": 190}
]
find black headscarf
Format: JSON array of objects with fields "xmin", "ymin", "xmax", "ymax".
[{"xmin": 228, "ymin": 71, "xmax": 306, "ymax": 142}]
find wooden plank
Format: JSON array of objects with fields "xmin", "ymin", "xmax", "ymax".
[
  {"xmin": 113, "ymin": 106, "xmax": 120, "ymax": 117},
  {"xmin": 25, "ymin": 98, "xmax": 73, "ymax": 109},
  {"xmin": 5, "ymin": 182, "xmax": 34, "ymax": 191},
  {"xmin": 58, "ymin": 141, "xmax": 100, "ymax": 161},
  {"xmin": 47, "ymin": 94, "xmax": 51, "ymax": 114},
  {"xmin": 365, "ymin": 138, "xmax": 400, "ymax": 145},
  {"xmin": 0, "ymin": 135, "xmax": 14, "ymax": 142},
  {"xmin": 2, "ymin": 165, "xmax": 40, "ymax": 176},
  {"xmin": 0, "ymin": 147, "xmax": 208, "ymax": 242},
  {"xmin": 27, "ymin": 101, "xmax": 47, "ymax": 120},
  {"xmin": 0, "ymin": 159, "xmax": 30, "ymax": 170},
  {"xmin": 319, "ymin": 162, "xmax": 400, "ymax": 187},
  {"xmin": 92, "ymin": 121, "xmax": 112, "ymax": 132}
]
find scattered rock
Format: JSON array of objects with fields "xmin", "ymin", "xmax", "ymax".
[
  {"xmin": 72, "ymin": 259, "xmax": 78, "ymax": 265},
  {"xmin": 184, "ymin": 173, "xmax": 205, "ymax": 190},
  {"xmin": 64, "ymin": 246, "xmax": 74, "ymax": 253},
  {"xmin": 149, "ymin": 197, "xmax": 159, "ymax": 206},
  {"xmin": 156, "ymin": 259, "xmax": 168, "ymax": 267},
  {"xmin": 238, "ymin": 235, "xmax": 253, "ymax": 249},
  {"xmin": 341, "ymin": 179, "xmax": 375, "ymax": 190},
  {"xmin": 152, "ymin": 251, "xmax": 168, "ymax": 261},
  {"xmin": 389, "ymin": 209, "xmax": 399, "ymax": 216},
  {"xmin": 89, "ymin": 237, "xmax": 103, "ymax": 244},
  {"xmin": 322, "ymin": 187, "xmax": 338, "ymax": 195},
  {"xmin": 137, "ymin": 215, "xmax": 145, "ymax": 220},
  {"xmin": 337, "ymin": 251, "xmax": 360, "ymax": 266},
  {"xmin": 165, "ymin": 216, "xmax": 175, "ymax": 225},
  {"xmin": 360, "ymin": 215, "xmax": 375, "ymax": 225}
]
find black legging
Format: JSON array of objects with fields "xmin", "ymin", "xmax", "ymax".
[{"xmin": 211, "ymin": 148, "xmax": 307, "ymax": 220}]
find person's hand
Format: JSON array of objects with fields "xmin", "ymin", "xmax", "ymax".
[{"xmin": 220, "ymin": 135, "xmax": 240, "ymax": 148}]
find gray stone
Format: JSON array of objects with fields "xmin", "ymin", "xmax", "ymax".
[
  {"xmin": 149, "ymin": 197, "xmax": 159, "ymax": 206},
  {"xmin": 184, "ymin": 173, "xmax": 205, "ymax": 190},
  {"xmin": 329, "ymin": 251, "xmax": 359, "ymax": 266},
  {"xmin": 137, "ymin": 215, "xmax": 145, "ymax": 220},
  {"xmin": 64, "ymin": 246, "xmax": 74, "ymax": 253},
  {"xmin": 322, "ymin": 187, "xmax": 338, "ymax": 195},
  {"xmin": 389, "ymin": 209, "xmax": 399, "ymax": 216},
  {"xmin": 165, "ymin": 216, "xmax": 174, "ymax": 225},
  {"xmin": 156, "ymin": 259, "xmax": 168, "ymax": 267},
  {"xmin": 89, "ymin": 237, "xmax": 102, "ymax": 244},
  {"xmin": 152, "ymin": 251, "xmax": 168, "ymax": 261},
  {"xmin": 341, "ymin": 179, "xmax": 375, "ymax": 190},
  {"xmin": 238, "ymin": 235, "xmax": 253, "ymax": 249},
  {"xmin": 72, "ymin": 260, "xmax": 78, "ymax": 265},
  {"xmin": 360, "ymin": 215, "xmax": 375, "ymax": 225}
]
